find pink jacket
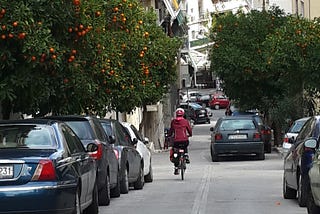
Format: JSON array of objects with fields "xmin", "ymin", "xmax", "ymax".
[{"xmin": 169, "ymin": 117, "xmax": 192, "ymax": 142}]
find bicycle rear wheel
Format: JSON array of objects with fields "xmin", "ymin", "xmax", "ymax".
[{"xmin": 180, "ymin": 158, "xmax": 185, "ymax": 180}]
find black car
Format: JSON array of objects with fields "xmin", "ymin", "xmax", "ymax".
[
  {"xmin": 99, "ymin": 119, "xmax": 144, "ymax": 194},
  {"xmin": 179, "ymin": 102, "xmax": 211, "ymax": 124},
  {"xmin": 210, "ymin": 116, "xmax": 265, "ymax": 161},
  {"xmin": 0, "ymin": 119, "xmax": 99, "ymax": 213},
  {"xmin": 44, "ymin": 115, "xmax": 120, "ymax": 206},
  {"xmin": 283, "ymin": 116, "xmax": 319, "ymax": 207}
]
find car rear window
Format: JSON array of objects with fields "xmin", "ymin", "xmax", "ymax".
[
  {"xmin": 65, "ymin": 121, "xmax": 94, "ymax": 140},
  {"xmin": 0, "ymin": 125, "xmax": 56, "ymax": 149},
  {"xmin": 220, "ymin": 119, "xmax": 256, "ymax": 131},
  {"xmin": 288, "ymin": 120, "xmax": 307, "ymax": 133}
]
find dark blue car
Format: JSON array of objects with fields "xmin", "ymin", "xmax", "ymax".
[
  {"xmin": 283, "ymin": 116, "xmax": 320, "ymax": 207},
  {"xmin": 0, "ymin": 119, "xmax": 99, "ymax": 214}
]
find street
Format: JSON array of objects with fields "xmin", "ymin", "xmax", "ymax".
[{"xmin": 100, "ymin": 109, "xmax": 306, "ymax": 214}]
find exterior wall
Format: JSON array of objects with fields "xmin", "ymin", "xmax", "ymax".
[
  {"xmin": 292, "ymin": 0, "xmax": 320, "ymax": 19},
  {"xmin": 269, "ymin": 0, "xmax": 292, "ymax": 14}
]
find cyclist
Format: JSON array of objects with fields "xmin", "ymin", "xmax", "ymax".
[{"xmin": 169, "ymin": 108, "xmax": 192, "ymax": 175}]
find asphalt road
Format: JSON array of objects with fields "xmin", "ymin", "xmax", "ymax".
[{"xmin": 99, "ymin": 108, "xmax": 306, "ymax": 214}]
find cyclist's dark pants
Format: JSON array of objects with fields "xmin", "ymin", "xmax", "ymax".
[{"xmin": 172, "ymin": 141, "xmax": 189, "ymax": 167}]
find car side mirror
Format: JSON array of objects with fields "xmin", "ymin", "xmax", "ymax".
[
  {"xmin": 86, "ymin": 143, "xmax": 98, "ymax": 152},
  {"xmin": 133, "ymin": 138, "xmax": 138, "ymax": 144},
  {"xmin": 304, "ymin": 138, "xmax": 317, "ymax": 149},
  {"xmin": 144, "ymin": 137, "xmax": 149, "ymax": 144},
  {"xmin": 210, "ymin": 127, "xmax": 214, "ymax": 132},
  {"xmin": 288, "ymin": 137, "xmax": 294, "ymax": 144},
  {"xmin": 109, "ymin": 135, "xmax": 116, "ymax": 144}
]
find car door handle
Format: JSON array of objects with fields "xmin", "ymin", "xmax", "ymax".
[{"xmin": 58, "ymin": 157, "xmax": 72, "ymax": 164}]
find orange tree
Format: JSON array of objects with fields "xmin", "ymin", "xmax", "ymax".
[
  {"xmin": 209, "ymin": 7, "xmax": 287, "ymax": 114},
  {"xmin": 263, "ymin": 16, "xmax": 320, "ymax": 117},
  {"xmin": 0, "ymin": 0, "xmax": 181, "ymax": 119}
]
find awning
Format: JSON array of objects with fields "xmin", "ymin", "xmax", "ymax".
[{"xmin": 162, "ymin": 0, "xmax": 176, "ymax": 22}]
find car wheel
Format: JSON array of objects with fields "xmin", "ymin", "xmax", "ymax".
[
  {"xmin": 307, "ymin": 188, "xmax": 320, "ymax": 214},
  {"xmin": 72, "ymin": 187, "xmax": 81, "ymax": 214},
  {"xmin": 134, "ymin": 165, "xmax": 144, "ymax": 190},
  {"xmin": 144, "ymin": 161, "xmax": 153, "ymax": 183},
  {"xmin": 214, "ymin": 104, "xmax": 220, "ymax": 110},
  {"xmin": 283, "ymin": 172, "xmax": 297, "ymax": 199},
  {"xmin": 120, "ymin": 166, "xmax": 129, "ymax": 194},
  {"xmin": 84, "ymin": 183, "xmax": 99, "ymax": 214},
  {"xmin": 98, "ymin": 174, "xmax": 110, "ymax": 206},
  {"xmin": 265, "ymin": 143, "xmax": 272, "ymax": 153},
  {"xmin": 211, "ymin": 147, "xmax": 219, "ymax": 162},
  {"xmin": 110, "ymin": 169, "xmax": 121, "ymax": 198},
  {"xmin": 298, "ymin": 175, "xmax": 308, "ymax": 207},
  {"xmin": 256, "ymin": 152, "xmax": 265, "ymax": 160}
]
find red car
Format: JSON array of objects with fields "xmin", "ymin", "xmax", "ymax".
[{"xmin": 209, "ymin": 94, "xmax": 230, "ymax": 110}]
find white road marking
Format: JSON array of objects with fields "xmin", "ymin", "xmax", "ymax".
[{"xmin": 191, "ymin": 165, "xmax": 211, "ymax": 214}]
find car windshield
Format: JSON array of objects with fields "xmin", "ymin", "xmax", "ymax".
[
  {"xmin": 220, "ymin": 119, "xmax": 256, "ymax": 131},
  {"xmin": 0, "ymin": 125, "xmax": 56, "ymax": 149}
]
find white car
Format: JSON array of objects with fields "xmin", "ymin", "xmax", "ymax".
[
  {"xmin": 180, "ymin": 91, "xmax": 203, "ymax": 102},
  {"xmin": 121, "ymin": 122, "xmax": 153, "ymax": 183},
  {"xmin": 282, "ymin": 117, "xmax": 310, "ymax": 156}
]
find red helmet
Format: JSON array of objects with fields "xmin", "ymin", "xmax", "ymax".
[{"xmin": 175, "ymin": 108, "xmax": 185, "ymax": 117}]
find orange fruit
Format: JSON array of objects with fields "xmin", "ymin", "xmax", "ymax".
[
  {"xmin": 49, "ymin": 47, "xmax": 55, "ymax": 53},
  {"xmin": 12, "ymin": 21, "xmax": 18, "ymax": 27}
]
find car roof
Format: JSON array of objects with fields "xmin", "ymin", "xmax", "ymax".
[
  {"xmin": 295, "ymin": 117, "xmax": 311, "ymax": 122},
  {"xmin": 44, "ymin": 115, "xmax": 94, "ymax": 121},
  {"xmin": 0, "ymin": 118, "xmax": 58, "ymax": 125}
]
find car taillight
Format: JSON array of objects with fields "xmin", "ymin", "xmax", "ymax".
[
  {"xmin": 89, "ymin": 140, "xmax": 103, "ymax": 160},
  {"xmin": 283, "ymin": 137, "xmax": 289, "ymax": 143},
  {"xmin": 215, "ymin": 133, "xmax": 222, "ymax": 140},
  {"xmin": 32, "ymin": 160, "xmax": 56, "ymax": 181},
  {"xmin": 253, "ymin": 132, "xmax": 261, "ymax": 139},
  {"xmin": 113, "ymin": 149, "xmax": 119, "ymax": 160}
]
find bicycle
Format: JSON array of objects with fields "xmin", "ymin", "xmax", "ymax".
[{"xmin": 173, "ymin": 147, "xmax": 187, "ymax": 180}]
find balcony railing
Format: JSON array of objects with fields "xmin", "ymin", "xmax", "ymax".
[{"xmin": 190, "ymin": 38, "xmax": 210, "ymax": 48}]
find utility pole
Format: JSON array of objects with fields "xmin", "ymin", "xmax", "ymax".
[{"xmin": 262, "ymin": 0, "xmax": 265, "ymax": 11}]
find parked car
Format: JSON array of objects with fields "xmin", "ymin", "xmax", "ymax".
[
  {"xmin": 283, "ymin": 116, "xmax": 318, "ymax": 207},
  {"xmin": 121, "ymin": 122, "xmax": 153, "ymax": 183},
  {"xmin": 179, "ymin": 102, "xmax": 211, "ymax": 124},
  {"xmin": 197, "ymin": 94, "xmax": 212, "ymax": 107},
  {"xmin": 0, "ymin": 119, "xmax": 99, "ymax": 213},
  {"xmin": 209, "ymin": 116, "xmax": 265, "ymax": 161},
  {"xmin": 180, "ymin": 91, "xmax": 203, "ymax": 102},
  {"xmin": 282, "ymin": 117, "xmax": 310, "ymax": 156},
  {"xmin": 44, "ymin": 115, "xmax": 120, "ymax": 206},
  {"xmin": 307, "ymin": 138, "xmax": 320, "ymax": 214},
  {"xmin": 99, "ymin": 119, "xmax": 144, "ymax": 194},
  {"xmin": 209, "ymin": 94, "xmax": 230, "ymax": 110}
]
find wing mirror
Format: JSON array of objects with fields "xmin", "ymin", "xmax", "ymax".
[
  {"xmin": 132, "ymin": 138, "xmax": 138, "ymax": 144},
  {"xmin": 288, "ymin": 137, "xmax": 295, "ymax": 144},
  {"xmin": 304, "ymin": 138, "xmax": 317, "ymax": 149},
  {"xmin": 144, "ymin": 137, "xmax": 149, "ymax": 144},
  {"xmin": 109, "ymin": 135, "xmax": 116, "ymax": 144},
  {"xmin": 210, "ymin": 127, "xmax": 214, "ymax": 132},
  {"xmin": 86, "ymin": 143, "xmax": 98, "ymax": 152}
]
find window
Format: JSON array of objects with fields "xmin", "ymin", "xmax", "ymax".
[{"xmin": 61, "ymin": 124, "xmax": 85, "ymax": 154}]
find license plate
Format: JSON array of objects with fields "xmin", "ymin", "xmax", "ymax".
[
  {"xmin": 0, "ymin": 165, "xmax": 14, "ymax": 179},
  {"xmin": 198, "ymin": 114, "xmax": 204, "ymax": 117},
  {"xmin": 228, "ymin": 135, "xmax": 247, "ymax": 140},
  {"xmin": 179, "ymin": 149, "xmax": 184, "ymax": 153}
]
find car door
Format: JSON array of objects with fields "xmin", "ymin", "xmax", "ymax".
[
  {"xmin": 115, "ymin": 122, "xmax": 141, "ymax": 181},
  {"xmin": 61, "ymin": 124, "xmax": 95, "ymax": 203},
  {"xmin": 91, "ymin": 119, "xmax": 118, "ymax": 186},
  {"xmin": 284, "ymin": 117, "xmax": 314, "ymax": 188},
  {"xmin": 129, "ymin": 124, "xmax": 150, "ymax": 176}
]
